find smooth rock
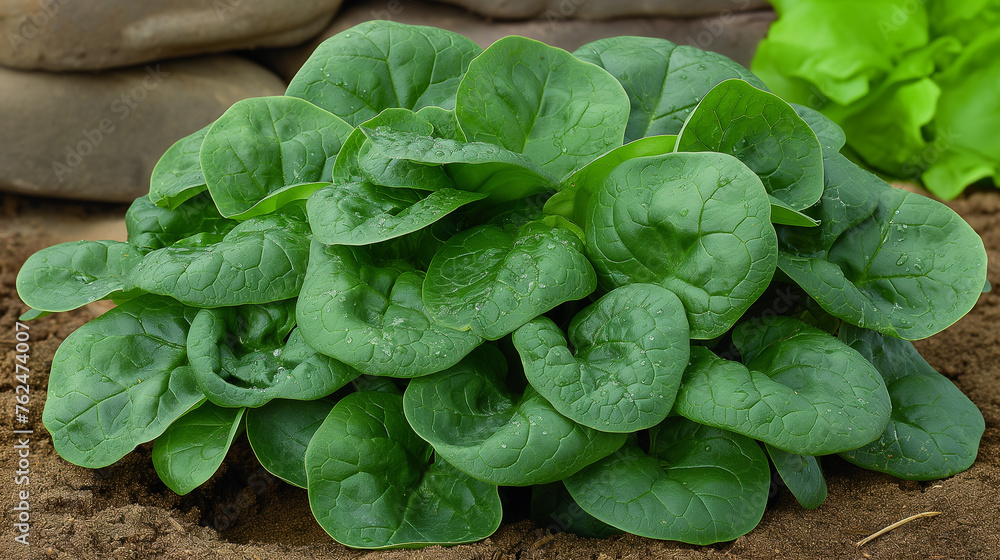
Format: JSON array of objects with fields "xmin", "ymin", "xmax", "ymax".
[
  {"xmin": 258, "ymin": 0, "xmax": 774, "ymax": 82},
  {"xmin": 428, "ymin": 0, "xmax": 770, "ymax": 20},
  {"xmin": 0, "ymin": 0, "xmax": 344, "ymax": 71},
  {"xmin": 0, "ymin": 56, "xmax": 285, "ymax": 202}
]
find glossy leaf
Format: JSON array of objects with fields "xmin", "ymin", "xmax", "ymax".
[
  {"xmin": 41, "ymin": 296, "xmax": 204, "ymax": 468},
  {"xmin": 791, "ymin": 103, "xmax": 846, "ymax": 153},
  {"xmin": 297, "ymin": 241, "xmax": 482, "ymax": 377},
  {"xmin": 583, "ymin": 152, "xmax": 777, "ymax": 338},
  {"xmin": 403, "ymin": 346, "xmax": 626, "ymax": 486},
  {"xmin": 765, "ymin": 444, "xmax": 827, "ymax": 510},
  {"xmin": 457, "ymin": 36, "xmax": 630, "ymax": 179},
  {"xmin": 565, "ymin": 417, "xmax": 770, "ymax": 545},
  {"xmin": 200, "ymin": 95, "xmax": 353, "ymax": 219},
  {"xmin": 286, "ymin": 21, "xmax": 483, "ymax": 125},
  {"xmin": 246, "ymin": 398, "xmax": 336, "ymax": 488},
  {"xmin": 423, "ymin": 221, "xmax": 597, "ymax": 340},
  {"xmin": 306, "ymin": 391, "xmax": 502, "ymax": 548},
  {"xmin": 331, "ymin": 107, "xmax": 440, "ymax": 186},
  {"xmin": 574, "ymin": 36, "xmax": 766, "ymax": 143},
  {"xmin": 148, "ymin": 124, "xmax": 209, "ymax": 209},
  {"xmin": 677, "ymin": 78, "xmax": 824, "ymax": 212},
  {"xmin": 514, "ymin": 284, "xmax": 690, "ymax": 432},
  {"xmin": 777, "ymin": 151, "xmax": 988, "ymax": 339},
  {"xmin": 152, "ymin": 403, "xmax": 244, "ymax": 495},
  {"xmin": 307, "ymin": 182, "xmax": 485, "ymax": 246},
  {"xmin": 125, "ymin": 192, "xmax": 237, "ymax": 251},
  {"xmin": 838, "ymin": 325, "xmax": 986, "ymax": 480},
  {"xmin": 675, "ymin": 318, "xmax": 891, "ymax": 455}
]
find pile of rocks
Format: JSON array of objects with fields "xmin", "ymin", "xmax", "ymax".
[{"xmin": 0, "ymin": 0, "xmax": 772, "ymax": 202}]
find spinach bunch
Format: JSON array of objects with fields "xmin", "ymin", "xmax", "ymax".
[{"xmin": 17, "ymin": 21, "xmax": 988, "ymax": 548}]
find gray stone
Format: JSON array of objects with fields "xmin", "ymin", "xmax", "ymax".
[
  {"xmin": 0, "ymin": 56, "xmax": 285, "ymax": 202},
  {"xmin": 427, "ymin": 0, "xmax": 770, "ymax": 20},
  {"xmin": 259, "ymin": 0, "xmax": 774, "ymax": 82},
  {"xmin": 0, "ymin": 0, "xmax": 344, "ymax": 71}
]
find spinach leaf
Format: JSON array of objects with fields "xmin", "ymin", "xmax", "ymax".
[
  {"xmin": 246, "ymin": 398, "xmax": 336, "ymax": 488},
  {"xmin": 152, "ymin": 402, "xmax": 244, "ymax": 495},
  {"xmin": 200, "ymin": 96, "xmax": 353, "ymax": 219},
  {"xmin": 306, "ymin": 391, "xmax": 502, "ymax": 548},
  {"xmin": 574, "ymin": 37, "xmax": 766, "ymax": 143},
  {"xmin": 423, "ymin": 221, "xmax": 597, "ymax": 340},
  {"xmin": 403, "ymin": 346, "xmax": 626, "ymax": 486},
  {"xmin": 297, "ymin": 241, "xmax": 482, "ymax": 377},
  {"xmin": 457, "ymin": 36, "xmax": 630, "ymax": 179},
  {"xmin": 148, "ymin": 124, "xmax": 209, "ymax": 209},
  {"xmin": 287, "ymin": 21, "xmax": 483, "ymax": 125},
  {"xmin": 838, "ymin": 325, "xmax": 986, "ymax": 480},
  {"xmin": 675, "ymin": 318, "xmax": 891, "ymax": 455},
  {"xmin": 41, "ymin": 295, "xmax": 204, "ymax": 468},
  {"xmin": 126, "ymin": 192, "xmax": 236, "ymax": 251},
  {"xmin": 565, "ymin": 417, "xmax": 770, "ymax": 545},
  {"xmin": 514, "ymin": 284, "xmax": 689, "ymax": 432},
  {"xmin": 583, "ymin": 152, "xmax": 777, "ymax": 339},
  {"xmin": 765, "ymin": 444, "xmax": 827, "ymax": 510}
]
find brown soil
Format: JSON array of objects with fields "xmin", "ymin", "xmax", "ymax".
[{"xmin": 1, "ymin": 190, "xmax": 998, "ymax": 560}]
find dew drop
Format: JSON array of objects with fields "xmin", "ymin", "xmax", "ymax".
[{"xmin": 896, "ymin": 254, "xmax": 908, "ymax": 266}]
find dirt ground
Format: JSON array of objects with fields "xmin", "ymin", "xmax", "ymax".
[{"xmin": 1, "ymin": 189, "xmax": 998, "ymax": 560}]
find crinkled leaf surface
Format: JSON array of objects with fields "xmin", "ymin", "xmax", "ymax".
[
  {"xmin": 423, "ymin": 221, "xmax": 597, "ymax": 340},
  {"xmin": 331, "ymin": 107, "xmax": 441, "ymax": 186},
  {"xmin": 583, "ymin": 152, "xmax": 777, "ymax": 338},
  {"xmin": 128, "ymin": 208, "xmax": 311, "ymax": 307},
  {"xmin": 152, "ymin": 402, "xmax": 244, "ymax": 495},
  {"xmin": 148, "ymin": 124, "xmax": 209, "ymax": 209},
  {"xmin": 456, "ymin": 36, "xmax": 630, "ymax": 179},
  {"xmin": 677, "ymin": 79, "xmax": 824, "ymax": 212},
  {"xmin": 306, "ymin": 391, "xmax": 502, "ymax": 548},
  {"xmin": 777, "ymin": 151, "xmax": 988, "ymax": 339},
  {"xmin": 188, "ymin": 302, "xmax": 359, "ymax": 408},
  {"xmin": 791, "ymin": 103, "xmax": 846, "ymax": 153},
  {"xmin": 247, "ymin": 398, "xmax": 336, "ymax": 488},
  {"xmin": 41, "ymin": 295, "xmax": 204, "ymax": 468},
  {"xmin": 307, "ymin": 182, "xmax": 485, "ymax": 246},
  {"xmin": 514, "ymin": 284, "xmax": 689, "ymax": 432},
  {"xmin": 361, "ymin": 127, "xmax": 557, "ymax": 202},
  {"xmin": 200, "ymin": 95, "xmax": 353, "ymax": 219},
  {"xmin": 765, "ymin": 444, "xmax": 827, "ymax": 510},
  {"xmin": 574, "ymin": 36, "xmax": 765, "ymax": 143},
  {"xmin": 416, "ymin": 105, "xmax": 466, "ymax": 141},
  {"xmin": 403, "ymin": 346, "xmax": 626, "ymax": 486},
  {"xmin": 126, "ymin": 192, "xmax": 237, "ymax": 251},
  {"xmin": 286, "ymin": 21, "xmax": 483, "ymax": 125},
  {"xmin": 16, "ymin": 240, "xmax": 146, "ymax": 313},
  {"xmin": 297, "ymin": 241, "xmax": 481, "ymax": 377},
  {"xmin": 675, "ymin": 318, "xmax": 891, "ymax": 455},
  {"xmin": 565, "ymin": 417, "xmax": 770, "ymax": 545},
  {"xmin": 838, "ymin": 325, "xmax": 985, "ymax": 480}
]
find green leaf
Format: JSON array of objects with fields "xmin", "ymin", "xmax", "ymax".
[
  {"xmin": 16, "ymin": 240, "xmax": 146, "ymax": 313},
  {"xmin": 187, "ymin": 302, "xmax": 359, "ymax": 408},
  {"xmin": 331, "ymin": 108, "xmax": 439, "ymax": 186},
  {"xmin": 777, "ymin": 152, "xmax": 988, "ymax": 339},
  {"xmin": 790, "ymin": 103, "xmax": 846, "ymax": 153},
  {"xmin": 152, "ymin": 402, "xmax": 244, "ymax": 495},
  {"xmin": 306, "ymin": 391, "xmax": 502, "ymax": 548},
  {"xmin": 286, "ymin": 21, "xmax": 483, "ymax": 126},
  {"xmin": 531, "ymin": 483, "xmax": 622, "ymax": 539},
  {"xmin": 544, "ymin": 135, "xmax": 677, "ymax": 226},
  {"xmin": 403, "ymin": 345, "xmax": 626, "ymax": 486},
  {"xmin": 574, "ymin": 36, "xmax": 766, "ymax": 143},
  {"xmin": 675, "ymin": 318, "xmax": 891, "ymax": 455},
  {"xmin": 246, "ymin": 398, "xmax": 336, "ymax": 488},
  {"xmin": 456, "ymin": 36, "xmax": 630, "ymax": 179},
  {"xmin": 514, "ymin": 284, "xmax": 690, "ymax": 432},
  {"xmin": 769, "ymin": 197, "xmax": 820, "ymax": 228},
  {"xmin": 306, "ymin": 182, "xmax": 486, "ymax": 246},
  {"xmin": 583, "ymin": 152, "xmax": 777, "ymax": 339},
  {"xmin": 41, "ymin": 295, "xmax": 204, "ymax": 468},
  {"xmin": 200, "ymin": 95, "xmax": 353, "ymax": 219},
  {"xmin": 127, "ymin": 207, "xmax": 311, "ymax": 307},
  {"xmin": 837, "ymin": 325, "xmax": 986, "ymax": 480},
  {"xmin": 360, "ymin": 126, "xmax": 558, "ymax": 202},
  {"xmin": 297, "ymin": 241, "xmax": 482, "ymax": 377},
  {"xmin": 149, "ymin": 124, "xmax": 209, "ymax": 209},
  {"xmin": 677, "ymin": 79, "xmax": 824, "ymax": 212},
  {"xmin": 565, "ymin": 417, "xmax": 770, "ymax": 545},
  {"xmin": 765, "ymin": 444, "xmax": 827, "ymax": 510},
  {"xmin": 423, "ymin": 221, "xmax": 597, "ymax": 340},
  {"xmin": 125, "ymin": 192, "xmax": 237, "ymax": 251},
  {"xmin": 416, "ymin": 105, "xmax": 467, "ymax": 141}
]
